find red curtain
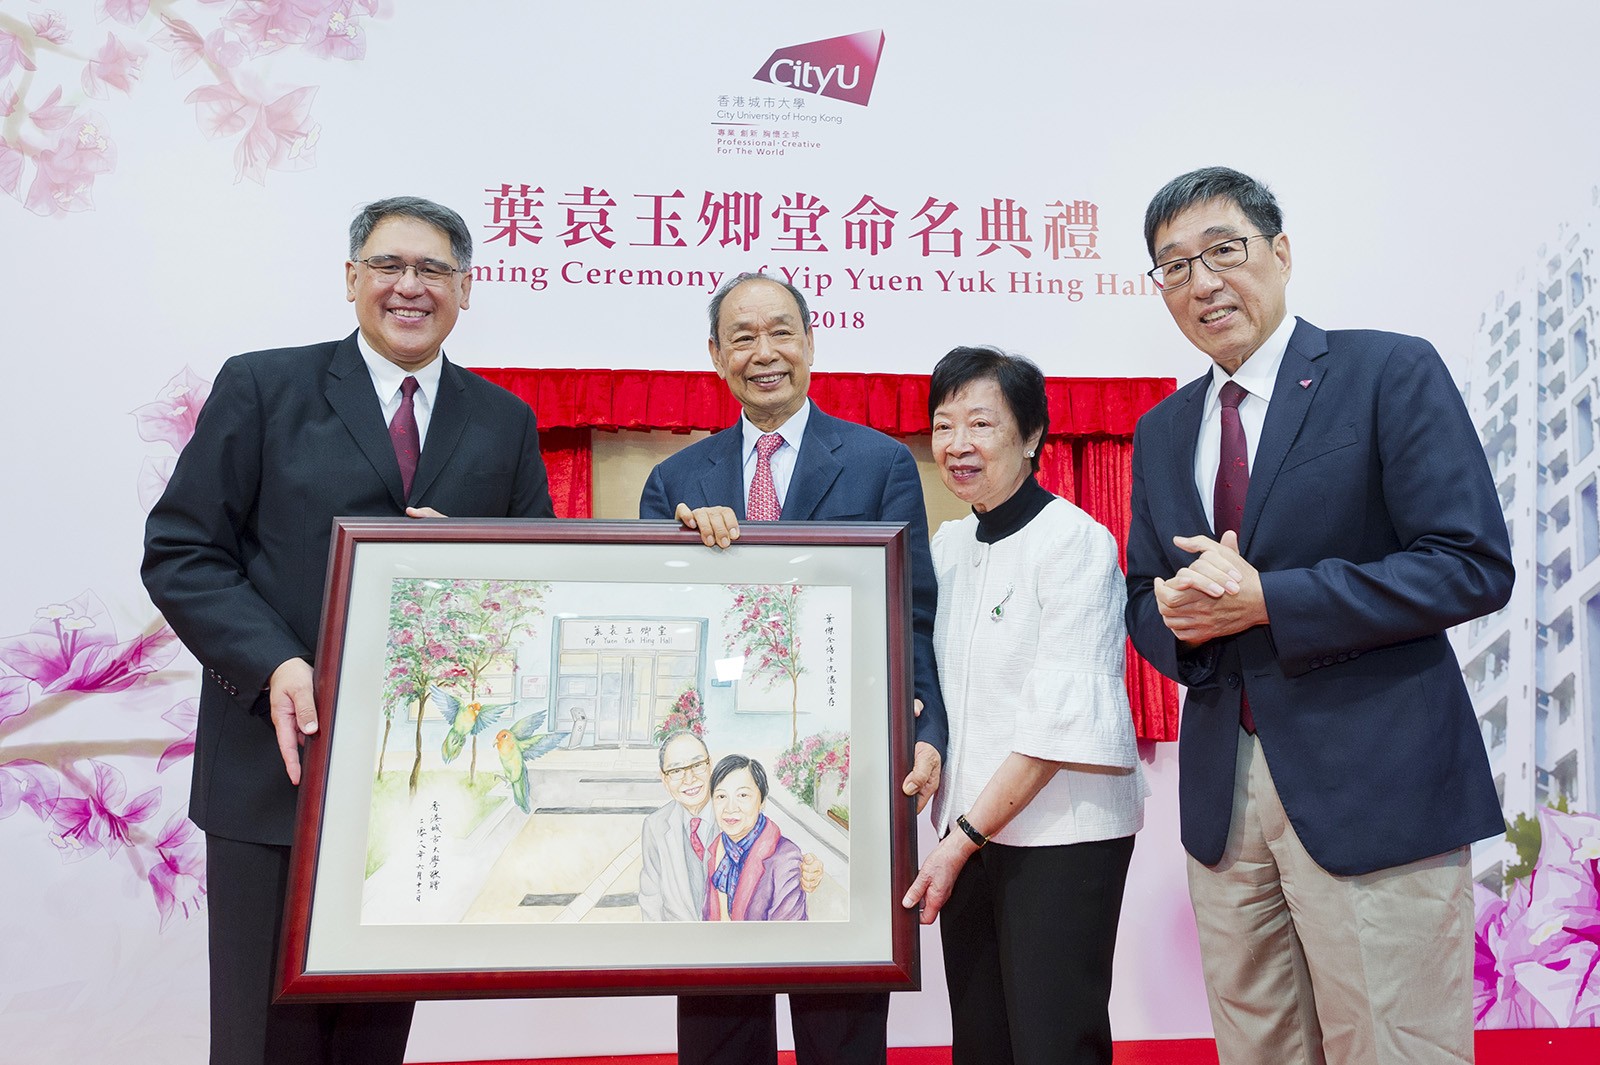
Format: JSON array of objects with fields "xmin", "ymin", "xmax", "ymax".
[
  {"xmin": 474, "ymin": 367, "xmax": 1179, "ymax": 741},
  {"xmin": 538, "ymin": 427, "xmax": 593, "ymax": 519}
]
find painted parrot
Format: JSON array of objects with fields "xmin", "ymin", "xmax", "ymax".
[
  {"xmin": 495, "ymin": 712, "xmax": 567, "ymax": 814},
  {"xmin": 428, "ymin": 685, "xmax": 512, "ymax": 764}
]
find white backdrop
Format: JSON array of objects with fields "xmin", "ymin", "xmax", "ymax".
[{"xmin": 4, "ymin": 1, "xmax": 1600, "ymax": 1060}]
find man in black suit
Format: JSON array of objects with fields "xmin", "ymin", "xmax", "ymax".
[
  {"xmin": 143, "ymin": 196, "xmax": 553, "ymax": 1065},
  {"xmin": 640, "ymin": 272, "xmax": 946, "ymax": 1065}
]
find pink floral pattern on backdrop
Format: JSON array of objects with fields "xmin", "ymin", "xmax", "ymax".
[
  {"xmin": 1475, "ymin": 807, "xmax": 1600, "ymax": 1027},
  {"xmin": 0, "ymin": 1, "xmax": 389, "ymax": 213},
  {"xmin": 0, "ymin": 364, "xmax": 218, "ymax": 931}
]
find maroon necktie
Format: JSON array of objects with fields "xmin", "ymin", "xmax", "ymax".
[
  {"xmin": 689, "ymin": 816, "xmax": 706, "ymax": 861},
  {"xmin": 390, "ymin": 376, "xmax": 420, "ymax": 500},
  {"xmin": 748, "ymin": 433, "xmax": 783, "ymax": 521},
  {"xmin": 1213, "ymin": 380, "xmax": 1255, "ymax": 734}
]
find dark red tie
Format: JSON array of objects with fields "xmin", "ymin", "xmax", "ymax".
[
  {"xmin": 1214, "ymin": 380, "xmax": 1255, "ymax": 733},
  {"xmin": 689, "ymin": 816, "xmax": 706, "ymax": 861},
  {"xmin": 390, "ymin": 376, "xmax": 420, "ymax": 500}
]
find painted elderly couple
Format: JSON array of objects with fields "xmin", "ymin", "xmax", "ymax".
[{"xmin": 638, "ymin": 728, "xmax": 824, "ymax": 923}]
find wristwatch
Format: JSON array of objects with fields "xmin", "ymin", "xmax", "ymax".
[{"xmin": 955, "ymin": 813, "xmax": 988, "ymax": 848}]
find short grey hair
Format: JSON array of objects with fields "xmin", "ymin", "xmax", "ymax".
[
  {"xmin": 348, "ymin": 196, "xmax": 473, "ymax": 270},
  {"xmin": 706, "ymin": 271, "xmax": 812, "ymax": 342},
  {"xmin": 1143, "ymin": 167, "xmax": 1284, "ymax": 261}
]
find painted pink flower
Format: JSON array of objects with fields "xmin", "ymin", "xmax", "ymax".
[
  {"xmin": 304, "ymin": 6, "xmax": 366, "ymax": 60},
  {"xmin": 1476, "ymin": 808, "xmax": 1600, "ymax": 1027},
  {"xmin": 0, "ymin": 140, "xmax": 23, "ymax": 198},
  {"xmin": 0, "ymin": 592, "xmax": 177, "ymax": 694},
  {"xmin": 185, "ymin": 80, "xmax": 250, "ymax": 139},
  {"xmin": 81, "ymin": 32, "xmax": 145, "ymax": 98},
  {"xmin": 50, "ymin": 760, "xmax": 161, "ymax": 860},
  {"xmin": 132, "ymin": 366, "xmax": 212, "ymax": 454},
  {"xmin": 230, "ymin": 83, "xmax": 318, "ymax": 186},
  {"xmin": 150, "ymin": 15, "xmax": 244, "ymax": 76},
  {"xmin": 0, "ymin": 760, "xmax": 60, "ymax": 822},
  {"xmin": 29, "ymin": 11, "xmax": 72, "ymax": 45},
  {"xmin": 0, "ymin": 31, "xmax": 37, "ymax": 78},
  {"xmin": 0, "ymin": 676, "xmax": 30, "ymax": 729},
  {"xmin": 22, "ymin": 113, "xmax": 117, "ymax": 216},
  {"xmin": 137, "ymin": 455, "xmax": 176, "ymax": 512},
  {"xmin": 158, "ymin": 698, "xmax": 199, "ymax": 773},
  {"xmin": 148, "ymin": 811, "xmax": 206, "ymax": 929},
  {"xmin": 225, "ymin": 0, "xmax": 333, "ymax": 56},
  {"xmin": 29, "ymin": 85, "xmax": 75, "ymax": 130},
  {"xmin": 97, "ymin": 0, "xmax": 151, "ymax": 26}
]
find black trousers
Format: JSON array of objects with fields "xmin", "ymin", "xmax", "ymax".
[
  {"xmin": 939, "ymin": 835, "xmax": 1135, "ymax": 1065},
  {"xmin": 206, "ymin": 833, "xmax": 414, "ymax": 1065},
  {"xmin": 677, "ymin": 990, "xmax": 891, "ymax": 1065}
]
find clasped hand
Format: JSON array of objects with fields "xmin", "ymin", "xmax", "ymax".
[{"xmin": 1154, "ymin": 530, "xmax": 1269, "ymax": 645}]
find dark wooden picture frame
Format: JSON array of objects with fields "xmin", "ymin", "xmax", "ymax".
[{"xmin": 276, "ymin": 518, "xmax": 918, "ymax": 1001}]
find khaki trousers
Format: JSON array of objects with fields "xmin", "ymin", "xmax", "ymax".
[{"xmin": 1187, "ymin": 730, "xmax": 1475, "ymax": 1065}]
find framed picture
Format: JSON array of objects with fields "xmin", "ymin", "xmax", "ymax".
[{"xmin": 276, "ymin": 518, "xmax": 919, "ymax": 1001}]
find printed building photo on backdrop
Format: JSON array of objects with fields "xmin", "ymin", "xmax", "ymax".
[{"xmin": 277, "ymin": 519, "xmax": 918, "ymax": 1000}]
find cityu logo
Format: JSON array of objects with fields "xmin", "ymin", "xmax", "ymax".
[{"xmin": 752, "ymin": 30, "xmax": 885, "ymax": 107}]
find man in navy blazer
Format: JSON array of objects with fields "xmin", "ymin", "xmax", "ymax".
[
  {"xmin": 143, "ymin": 197, "xmax": 553, "ymax": 1065},
  {"xmin": 1125, "ymin": 168, "xmax": 1511, "ymax": 1065},
  {"xmin": 640, "ymin": 272, "xmax": 946, "ymax": 1065}
]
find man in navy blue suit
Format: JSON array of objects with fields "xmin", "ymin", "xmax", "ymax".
[
  {"xmin": 1125, "ymin": 168, "xmax": 1512, "ymax": 1065},
  {"xmin": 640, "ymin": 272, "xmax": 946, "ymax": 1065}
]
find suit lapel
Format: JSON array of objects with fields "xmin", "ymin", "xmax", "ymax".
[
  {"xmin": 781, "ymin": 407, "xmax": 843, "ymax": 520},
  {"xmin": 410, "ymin": 355, "xmax": 467, "ymax": 504},
  {"xmin": 1160, "ymin": 375, "xmax": 1212, "ymax": 538},
  {"xmin": 1241, "ymin": 318, "xmax": 1328, "ymax": 551},
  {"xmin": 324, "ymin": 332, "xmax": 406, "ymax": 508},
  {"xmin": 700, "ymin": 426, "xmax": 748, "ymax": 520}
]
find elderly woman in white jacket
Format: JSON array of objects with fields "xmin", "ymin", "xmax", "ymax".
[{"xmin": 902, "ymin": 346, "xmax": 1146, "ymax": 1065}]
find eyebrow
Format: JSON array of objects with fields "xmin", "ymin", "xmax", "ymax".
[
  {"xmin": 933, "ymin": 404, "xmax": 1004, "ymax": 420},
  {"xmin": 725, "ymin": 311, "xmax": 799, "ymax": 335},
  {"xmin": 1154, "ymin": 224, "xmax": 1246, "ymax": 263}
]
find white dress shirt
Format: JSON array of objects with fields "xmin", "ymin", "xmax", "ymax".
[
  {"xmin": 738, "ymin": 399, "xmax": 812, "ymax": 508},
  {"xmin": 356, "ymin": 332, "xmax": 444, "ymax": 445},
  {"xmin": 1193, "ymin": 313, "xmax": 1299, "ymax": 531}
]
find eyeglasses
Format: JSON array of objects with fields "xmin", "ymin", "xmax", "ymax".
[
  {"xmin": 663, "ymin": 757, "xmax": 710, "ymax": 782},
  {"xmin": 355, "ymin": 255, "xmax": 465, "ymax": 287},
  {"xmin": 1146, "ymin": 234, "xmax": 1274, "ymax": 290}
]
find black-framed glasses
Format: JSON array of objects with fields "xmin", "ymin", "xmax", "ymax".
[
  {"xmin": 1146, "ymin": 234, "xmax": 1274, "ymax": 290},
  {"xmin": 355, "ymin": 255, "xmax": 465, "ymax": 287},
  {"xmin": 662, "ymin": 757, "xmax": 710, "ymax": 782}
]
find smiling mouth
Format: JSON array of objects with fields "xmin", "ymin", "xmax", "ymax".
[
  {"xmin": 748, "ymin": 372, "xmax": 786, "ymax": 387},
  {"xmin": 388, "ymin": 307, "xmax": 428, "ymax": 320},
  {"xmin": 1199, "ymin": 307, "xmax": 1234, "ymax": 325}
]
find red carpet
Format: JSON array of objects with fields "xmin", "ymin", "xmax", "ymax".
[{"xmin": 428, "ymin": 1028, "xmax": 1600, "ymax": 1064}]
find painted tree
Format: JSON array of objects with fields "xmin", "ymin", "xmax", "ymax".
[
  {"xmin": 436, "ymin": 579, "xmax": 548, "ymax": 781},
  {"xmin": 379, "ymin": 578, "xmax": 470, "ymax": 796},
  {"xmin": 722, "ymin": 584, "xmax": 806, "ymax": 746}
]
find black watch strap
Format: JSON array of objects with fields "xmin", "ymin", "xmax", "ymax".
[{"xmin": 956, "ymin": 813, "xmax": 988, "ymax": 848}]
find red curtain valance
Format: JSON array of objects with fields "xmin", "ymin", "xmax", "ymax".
[
  {"xmin": 473, "ymin": 366, "xmax": 1180, "ymax": 742},
  {"xmin": 474, "ymin": 368, "xmax": 1171, "ymax": 438}
]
